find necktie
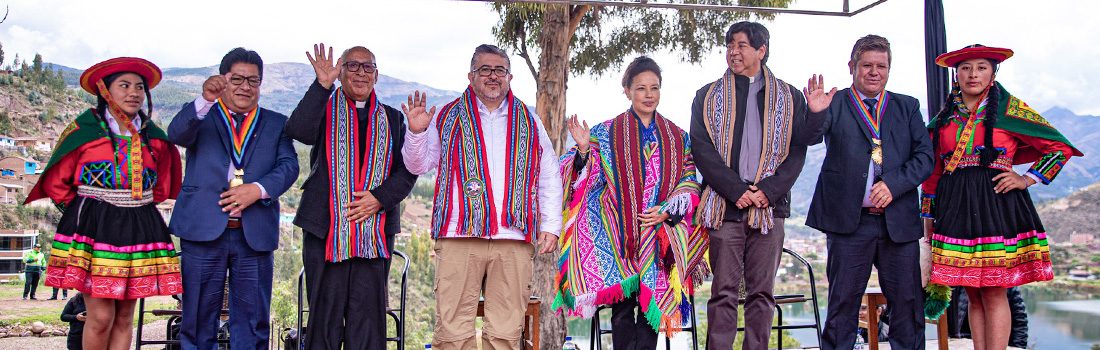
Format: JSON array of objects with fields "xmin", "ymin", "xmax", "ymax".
[
  {"xmin": 864, "ymin": 98, "xmax": 882, "ymax": 178},
  {"xmin": 232, "ymin": 113, "xmax": 245, "ymax": 124}
]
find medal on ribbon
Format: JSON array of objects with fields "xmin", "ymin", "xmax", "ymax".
[
  {"xmin": 850, "ymin": 88, "xmax": 889, "ymax": 176},
  {"xmin": 216, "ymin": 99, "xmax": 258, "ymax": 187}
]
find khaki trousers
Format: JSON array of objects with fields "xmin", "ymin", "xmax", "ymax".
[{"xmin": 433, "ymin": 238, "xmax": 534, "ymax": 350}]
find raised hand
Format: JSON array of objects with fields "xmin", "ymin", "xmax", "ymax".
[
  {"xmin": 567, "ymin": 115, "xmax": 591, "ymax": 153},
  {"xmin": 803, "ymin": 74, "xmax": 837, "ymax": 113},
  {"xmin": 201, "ymin": 74, "xmax": 229, "ymax": 102},
  {"xmin": 306, "ymin": 43, "xmax": 343, "ymax": 89},
  {"xmin": 402, "ymin": 90, "xmax": 437, "ymax": 134}
]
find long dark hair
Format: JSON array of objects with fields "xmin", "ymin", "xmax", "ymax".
[
  {"xmin": 94, "ymin": 71, "xmax": 157, "ymax": 164},
  {"xmin": 930, "ymin": 59, "xmax": 1001, "ymax": 167}
]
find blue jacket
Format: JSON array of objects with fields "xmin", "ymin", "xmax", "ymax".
[{"xmin": 167, "ymin": 101, "xmax": 299, "ymax": 251}]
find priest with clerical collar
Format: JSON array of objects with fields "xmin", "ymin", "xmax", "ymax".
[{"xmin": 286, "ymin": 43, "xmax": 417, "ymax": 350}]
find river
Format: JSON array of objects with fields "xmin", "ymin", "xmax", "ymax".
[{"xmin": 563, "ymin": 284, "xmax": 1100, "ymax": 350}]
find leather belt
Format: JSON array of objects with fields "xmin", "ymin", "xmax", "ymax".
[
  {"xmin": 226, "ymin": 218, "xmax": 243, "ymax": 229},
  {"xmin": 862, "ymin": 207, "xmax": 885, "ymax": 216}
]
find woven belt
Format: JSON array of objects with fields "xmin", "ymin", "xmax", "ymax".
[{"xmin": 77, "ymin": 186, "xmax": 153, "ymax": 207}]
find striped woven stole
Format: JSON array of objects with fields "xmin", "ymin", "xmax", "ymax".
[
  {"xmin": 325, "ymin": 88, "xmax": 392, "ymax": 262},
  {"xmin": 611, "ymin": 110, "xmax": 685, "ymax": 261},
  {"xmin": 696, "ymin": 67, "xmax": 794, "ymax": 232},
  {"xmin": 431, "ymin": 86, "xmax": 542, "ymax": 241}
]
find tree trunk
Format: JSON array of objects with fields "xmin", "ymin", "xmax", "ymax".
[{"xmin": 533, "ymin": 5, "xmax": 571, "ymax": 350}]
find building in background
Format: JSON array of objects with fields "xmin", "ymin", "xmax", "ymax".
[{"xmin": 0, "ymin": 229, "xmax": 38, "ymax": 281}]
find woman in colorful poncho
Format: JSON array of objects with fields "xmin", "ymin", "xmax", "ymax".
[
  {"xmin": 921, "ymin": 45, "xmax": 1081, "ymax": 350},
  {"xmin": 554, "ymin": 56, "xmax": 708, "ymax": 349},
  {"xmin": 25, "ymin": 57, "xmax": 182, "ymax": 350}
]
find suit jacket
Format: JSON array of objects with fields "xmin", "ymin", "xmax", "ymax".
[
  {"xmin": 805, "ymin": 88, "xmax": 933, "ymax": 242},
  {"xmin": 689, "ymin": 73, "xmax": 814, "ymax": 222},
  {"xmin": 167, "ymin": 101, "xmax": 299, "ymax": 252},
  {"xmin": 286, "ymin": 81, "xmax": 417, "ymax": 240}
]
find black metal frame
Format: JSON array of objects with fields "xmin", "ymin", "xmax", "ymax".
[
  {"xmin": 735, "ymin": 248, "xmax": 824, "ymax": 349},
  {"xmin": 294, "ymin": 249, "xmax": 409, "ymax": 349},
  {"xmin": 589, "ymin": 294, "xmax": 700, "ymax": 350},
  {"xmin": 134, "ymin": 299, "xmax": 230, "ymax": 348}
]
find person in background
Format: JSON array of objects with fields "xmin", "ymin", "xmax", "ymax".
[
  {"xmin": 23, "ymin": 244, "xmax": 45, "ymax": 300},
  {"xmin": 61, "ymin": 292, "xmax": 88, "ymax": 350}
]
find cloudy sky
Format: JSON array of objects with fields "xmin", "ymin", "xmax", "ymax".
[{"xmin": 3, "ymin": 0, "xmax": 1098, "ymax": 128}]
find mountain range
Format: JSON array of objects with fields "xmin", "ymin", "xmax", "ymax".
[{"xmin": 52, "ymin": 62, "xmax": 462, "ymax": 119}]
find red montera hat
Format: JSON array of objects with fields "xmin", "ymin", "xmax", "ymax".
[
  {"xmin": 79, "ymin": 57, "xmax": 162, "ymax": 95},
  {"xmin": 935, "ymin": 45, "xmax": 1014, "ymax": 68}
]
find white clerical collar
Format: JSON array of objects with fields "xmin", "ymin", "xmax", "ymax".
[
  {"xmin": 105, "ymin": 110, "xmax": 140, "ymax": 136},
  {"xmin": 748, "ymin": 71, "xmax": 764, "ymax": 84},
  {"xmin": 355, "ymin": 101, "xmax": 367, "ymax": 108}
]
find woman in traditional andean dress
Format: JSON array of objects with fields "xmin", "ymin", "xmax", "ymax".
[
  {"xmin": 553, "ymin": 56, "xmax": 708, "ymax": 350},
  {"xmin": 25, "ymin": 57, "xmax": 183, "ymax": 350},
  {"xmin": 921, "ymin": 45, "xmax": 1081, "ymax": 350}
]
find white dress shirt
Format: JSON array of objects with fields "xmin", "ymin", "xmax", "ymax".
[{"xmin": 402, "ymin": 96, "xmax": 563, "ymax": 240}]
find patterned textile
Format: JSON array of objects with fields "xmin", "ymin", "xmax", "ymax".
[
  {"xmin": 325, "ymin": 88, "xmax": 392, "ymax": 262},
  {"xmin": 695, "ymin": 68, "xmax": 794, "ymax": 232},
  {"xmin": 552, "ymin": 112, "xmax": 706, "ymax": 334},
  {"xmin": 26, "ymin": 108, "xmax": 181, "ymax": 207},
  {"xmin": 47, "ymin": 231, "xmax": 181, "ymax": 299},
  {"xmin": 430, "ymin": 86, "xmax": 542, "ymax": 241},
  {"xmin": 929, "ymin": 230, "xmax": 1052, "ymax": 287}
]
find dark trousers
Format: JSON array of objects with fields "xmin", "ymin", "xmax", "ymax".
[
  {"xmin": 67, "ymin": 334, "xmax": 83, "ymax": 350},
  {"xmin": 822, "ymin": 213, "xmax": 924, "ymax": 350},
  {"xmin": 303, "ymin": 231, "xmax": 393, "ymax": 350},
  {"xmin": 612, "ymin": 296, "xmax": 658, "ymax": 350},
  {"xmin": 52, "ymin": 287, "xmax": 69, "ymax": 299},
  {"xmin": 706, "ymin": 218, "xmax": 785, "ymax": 350},
  {"xmin": 23, "ymin": 268, "xmax": 41, "ymax": 298},
  {"xmin": 180, "ymin": 227, "xmax": 274, "ymax": 350}
]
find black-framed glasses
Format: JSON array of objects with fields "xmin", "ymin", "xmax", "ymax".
[
  {"xmin": 471, "ymin": 66, "xmax": 509, "ymax": 77},
  {"xmin": 228, "ymin": 74, "xmax": 262, "ymax": 87},
  {"xmin": 343, "ymin": 61, "xmax": 377, "ymax": 73}
]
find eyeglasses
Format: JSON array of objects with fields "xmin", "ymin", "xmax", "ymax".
[
  {"xmin": 228, "ymin": 74, "xmax": 262, "ymax": 87},
  {"xmin": 343, "ymin": 61, "xmax": 377, "ymax": 73},
  {"xmin": 471, "ymin": 66, "xmax": 510, "ymax": 77}
]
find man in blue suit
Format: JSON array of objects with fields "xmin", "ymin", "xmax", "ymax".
[
  {"xmin": 804, "ymin": 35, "xmax": 934, "ymax": 350},
  {"xmin": 168, "ymin": 47, "xmax": 299, "ymax": 350}
]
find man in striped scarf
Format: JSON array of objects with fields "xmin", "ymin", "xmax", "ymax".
[
  {"xmin": 690, "ymin": 22, "xmax": 828, "ymax": 350},
  {"xmin": 287, "ymin": 43, "xmax": 418, "ymax": 350}
]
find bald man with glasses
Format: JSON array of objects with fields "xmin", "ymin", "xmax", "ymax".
[{"xmin": 286, "ymin": 43, "xmax": 417, "ymax": 350}]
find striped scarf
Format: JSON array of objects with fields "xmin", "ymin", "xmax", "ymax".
[
  {"xmin": 611, "ymin": 110, "xmax": 690, "ymax": 261},
  {"xmin": 696, "ymin": 68, "xmax": 794, "ymax": 232},
  {"xmin": 325, "ymin": 88, "xmax": 392, "ymax": 262},
  {"xmin": 431, "ymin": 86, "xmax": 542, "ymax": 241}
]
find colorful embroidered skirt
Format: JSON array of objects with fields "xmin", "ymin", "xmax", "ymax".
[
  {"xmin": 45, "ymin": 191, "xmax": 182, "ymax": 299},
  {"xmin": 930, "ymin": 166, "xmax": 1053, "ymax": 288}
]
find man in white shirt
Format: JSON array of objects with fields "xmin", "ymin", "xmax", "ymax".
[{"xmin": 402, "ymin": 44, "xmax": 563, "ymax": 350}]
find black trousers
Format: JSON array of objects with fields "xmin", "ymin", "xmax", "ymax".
[
  {"xmin": 821, "ymin": 213, "xmax": 924, "ymax": 350},
  {"xmin": 52, "ymin": 287, "xmax": 69, "ymax": 299},
  {"xmin": 302, "ymin": 231, "xmax": 393, "ymax": 350},
  {"xmin": 611, "ymin": 296, "xmax": 658, "ymax": 350},
  {"xmin": 23, "ymin": 268, "xmax": 41, "ymax": 298}
]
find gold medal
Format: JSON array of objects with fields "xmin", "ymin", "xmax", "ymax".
[
  {"xmin": 230, "ymin": 168, "xmax": 245, "ymax": 188},
  {"xmin": 871, "ymin": 145, "xmax": 883, "ymax": 165}
]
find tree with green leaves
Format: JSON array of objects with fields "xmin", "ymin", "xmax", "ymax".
[
  {"xmin": 32, "ymin": 53, "xmax": 43, "ymax": 73},
  {"xmin": 490, "ymin": 2, "xmax": 791, "ymax": 349}
]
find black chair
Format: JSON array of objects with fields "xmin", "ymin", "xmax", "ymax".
[
  {"xmin": 134, "ymin": 298, "xmax": 229, "ymax": 348},
  {"xmin": 735, "ymin": 248, "xmax": 824, "ymax": 349},
  {"xmin": 589, "ymin": 294, "xmax": 700, "ymax": 350},
  {"xmin": 294, "ymin": 249, "xmax": 409, "ymax": 349}
]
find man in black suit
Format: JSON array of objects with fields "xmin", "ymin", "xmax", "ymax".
[
  {"xmin": 805, "ymin": 35, "xmax": 934, "ymax": 350},
  {"xmin": 690, "ymin": 21, "xmax": 828, "ymax": 350},
  {"xmin": 286, "ymin": 43, "xmax": 417, "ymax": 350}
]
